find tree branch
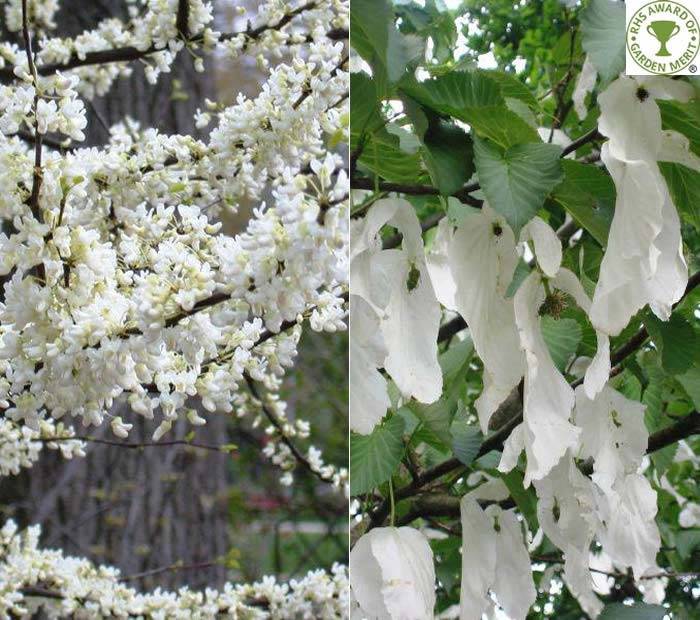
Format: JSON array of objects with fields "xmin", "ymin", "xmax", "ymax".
[
  {"xmin": 395, "ymin": 411, "xmax": 700, "ymax": 525},
  {"xmin": 366, "ymin": 271, "xmax": 700, "ymax": 528},
  {"xmin": 21, "ymin": 0, "xmax": 44, "ymax": 224},
  {"xmin": 361, "ymin": 128, "xmax": 602, "ymax": 250},
  {"xmin": 0, "ymin": 1, "xmax": 336, "ymax": 81},
  {"xmin": 244, "ymin": 375, "xmax": 338, "ymax": 485},
  {"xmin": 32, "ymin": 435, "xmax": 233, "ymax": 452}
]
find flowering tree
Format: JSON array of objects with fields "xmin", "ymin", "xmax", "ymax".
[
  {"xmin": 0, "ymin": 0, "xmax": 349, "ymax": 616},
  {"xmin": 349, "ymin": 0, "xmax": 700, "ymax": 618}
]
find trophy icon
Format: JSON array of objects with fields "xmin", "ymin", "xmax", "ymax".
[{"xmin": 647, "ymin": 20, "xmax": 681, "ymax": 56}]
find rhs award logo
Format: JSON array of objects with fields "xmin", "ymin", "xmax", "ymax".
[{"xmin": 626, "ymin": 0, "xmax": 699, "ymax": 75}]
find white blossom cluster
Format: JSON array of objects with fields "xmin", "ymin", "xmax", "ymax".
[
  {"xmin": 0, "ymin": 0, "xmax": 348, "ymax": 488},
  {"xmin": 0, "ymin": 418, "xmax": 84, "ymax": 476},
  {"xmin": 0, "ymin": 0, "xmax": 349, "ymax": 615},
  {"xmin": 0, "ymin": 519, "xmax": 349, "ymax": 619},
  {"xmin": 0, "ymin": 0, "xmax": 348, "ymax": 99},
  {"xmin": 3, "ymin": 0, "xmax": 60, "ymax": 35},
  {"xmin": 350, "ymin": 70, "xmax": 700, "ymax": 618}
]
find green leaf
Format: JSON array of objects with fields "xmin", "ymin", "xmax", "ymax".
[
  {"xmin": 351, "ymin": 0, "xmax": 416, "ymax": 93},
  {"xmin": 474, "ymin": 137, "xmax": 564, "ymax": 233},
  {"xmin": 651, "ymin": 442, "xmax": 677, "ymax": 475},
  {"xmin": 502, "ymin": 470, "xmax": 539, "ymax": 532},
  {"xmin": 677, "ymin": 365, "xmax": 700, "ymax": 410},
  {"xmin": 599, "ymin": 603, "xmax": 666, "ymax": 620},
  {"xmin": 467, "ymin": 106, "xmax": 541, "ymax": 148},
  {"xmin": 642, "ymin": 363, "xmax": 665, "ymax": 432},
  {"xmin": 659, "ymin": 99, "xmax": 700, "ymax": 156},
  {"xmin": 400, "ymin": 72, "xmax": 539, "ymax": 148},
  {"xmin": 450, "ymin": 414, "xmax": 482, "ymax": 466},
  {"xmin": 350, "ymin": 73, "xmax": 383, "ymax": 141},
  {"xmin": 611, "ymin": 370, "xmax": 642, "ymax": 401},
  {"xmin": 540, "ymin": 317, "xmax": 582, "ymax": 372},
  {"xmin": 659, "ymin": 162, "xmax": 700, "ymax": 232},
  {"xmin": 481, "ymin": 70, "xmax": 539, "ymax": 109},
  {"xmin": 422, "ymin": 119, "xmax": 474, "ymax": 196},
  {"xmin": 350, "ymin": 414, "xmax": 406, "ymax": 495},
  {"xmin": 401, "ymin": 70, "xmax": 503, "ymax": 112},
  {"xmin": 358, "ymin": 130, "xmax": 426, "ymax": 183},
  {"xmin": 580, "ymin": 0, "xmax": 625, "ymax": 83},
  {"xmin": 551, "ymin": 160, "xmax": 615, "ymax": 246},
  {"xmin": 646, "ymin": 313, "xmax": 700, "ymax": 376}
]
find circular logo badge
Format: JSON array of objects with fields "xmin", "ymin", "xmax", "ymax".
[{"xmin": 627, "ymin": 1, "xmax": 699, "ymax": 74}]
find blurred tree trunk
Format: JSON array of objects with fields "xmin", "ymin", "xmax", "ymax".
[{"xmin": 0, "ymin": 0, "xmax": 231, "ymax": 590}]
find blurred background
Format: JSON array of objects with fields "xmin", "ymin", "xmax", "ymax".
[{"xmin": 0, "ymin": 0, "xmax": 348, "ymax": 591}]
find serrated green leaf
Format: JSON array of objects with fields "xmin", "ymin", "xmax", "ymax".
[
  {"xmin": 450, "ymin": 417, "xmax": 482, "ymax": 466},
  {"xmin": 659, "ymin": 162, "xmax": 700, "ymax": 232},
  {"xmin": 358, "ymin": 129, "xmax": 426, "ymax": 183},
  {"xmin": 659, "ymin": 99, "xmax": 700, "ymax": 156},
  {"xmin": 350, "ymin": 415, "xmax": 406, "ymax": 495},
  {"xmin": 350, "ymin": 73, "xmax": 383, "ymax": 140},
  {"xmin": 422, "ymin": 119, "xmax": 474, "ymax": 196},
  {"xmin": 599, "ymin": 603, "xmax": 666, "ymax": 620},
  {"xmin": 677, "ymin": 365, "xmax": 700, "ymax": 410},
  {"xmin": 611, "ymin": 370, "xmax": 642, "ymax": 401},
  {"xmin": 474, "ymin": 137, "xmax": 563, "ymax": 233},
  {"xmin": 351, "ymin": 0, "xmax": 410, "ymax": 93},
  {"xmin": 646, "ymin": 313, "xmax": 700, "ymax": 376},
  {"xmin": 540, "ymin": 317, "xmax": 582, "ymax": 372},
  {"xmin": 401, "ymin": 70, "xmax": 503, "ymax": 112},
  {"xmin": 642, "ymin": 364, "xmax": 665, "ymax": 432},
  {"xmin": 481, "ymin": 70, "xmax": 538, "ymax": 109},
  {"xmin": 400, "ymin": 72, "xmax": 539, "ymax": 148},
  {"xmin": 551, "ymin": 160, "xmax": 615, "ymax": 246},
  {"xmin": 651, "ymin": 442, "xmax": 677, "ymax": 475},
  {"xmin": 580, "ymin": 0, "xmax": 625, "ymax": 83}
]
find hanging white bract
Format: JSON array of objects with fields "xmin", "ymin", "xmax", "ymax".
[{"xmin": 350, "ymin": 526, "xmax": 436, "ymax": 620}]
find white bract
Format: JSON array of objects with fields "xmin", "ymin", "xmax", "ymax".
[
  {"xmin": 445, "ymin": 205, "xmax": 523, "ymax": 433},
  {"xmin": 460, "ymin": 480, "xmax": 536, "ymax": 620},
  {"xmin": 499, "ymin": 217, "xmax": 609, "ymax": 485},
  {"xmin": 350, "ymin": 198, "xmax": 442, "ymax": 433},
  {"xmin": 350, "ymin": 526, "xmax": 436, "ymax": 620},
  {"xmin": 590, "ymin": 75, "xmax": 696, "ymax": 336}
]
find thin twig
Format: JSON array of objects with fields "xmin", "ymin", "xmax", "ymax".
[
  {"xmin": 119, "ymin": 559, "xmax": 220, "ymax": 582},
  {"xmin": 244, "ymin": 375, "xmax": 337, "ymax": 485}
]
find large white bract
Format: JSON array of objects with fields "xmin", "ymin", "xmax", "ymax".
[
  {"xmin": 350, "ymin": 63, "xmax": 697, "ymax": 618},
  {"xmin": 0, "ymin": 0, "xmax": 349, "ymax": 616}
]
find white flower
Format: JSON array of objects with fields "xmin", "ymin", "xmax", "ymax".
[
  {"xmin": 445, "ymin": 205, "xmax": 523, "ymax": 432},
  {"xmin": 573, "ymin": 384, "xmax": 647, "ymax": 496},
  {"xmin": 351, "ymin": 198, "xmax": 442, "ymax": 409},
  {"xmin": 350, "ymin": 526, "xmax": 436, "ymax": 620},
  {"xmin": 590, "ymin": 75, "xmax": 695, "ymax": 336},
  {"xmin": 110, "ymin": 416, "xmax": 132, "ymax": 439},
  {"xmin": 573, "ymin": 55, "xmax": 597, "ymax": 120},
  {"xmin": 460, "ymin": 480, "xmax": 536, "ymax": 620},
  {"xmin": 349, "ymin": 295, "xmax": 390, "ymax": 434}
]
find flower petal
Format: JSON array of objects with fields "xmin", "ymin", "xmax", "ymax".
[
  {"xmin": 513, "ymin": 272, "xmax": 580, "ymax": 485},
  {"xmin": 350, "ymin": 526, "xmax": 436, "ymax": 620},
  {"xmin": 349, "ymin": 295, "xmax": 390, "ymax": 434},
  {"xmin": 448, "ymin": 206, "xmax": 524, "ymax": 432}
]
